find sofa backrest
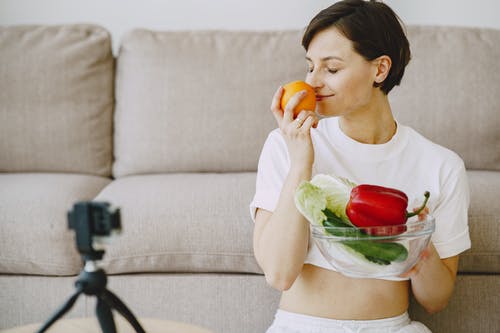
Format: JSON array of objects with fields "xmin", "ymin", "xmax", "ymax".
[
  {"xmin": 113, "ymin": 26, "xmax": 500, "ymax": 177},
  {"xmin": 2, "ymin": 26, "xmax": 498, "ymax": 176},
  {"xmin": 390, "ymin": 26, "xmax": 500, "ymax": 171},
  {"xmin": 113, "ymin": 30, "xmax": 305, "ymax": 177},
  {"xmin": 0, "ymin": 25, "xmax": 114, "ymax": 177}
]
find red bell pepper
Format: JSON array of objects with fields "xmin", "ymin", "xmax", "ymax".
[{"xmin": 346, "ymin": 184, "xmax": 430, "ymax": 236}]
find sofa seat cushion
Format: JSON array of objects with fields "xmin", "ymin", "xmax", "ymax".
[
  {"xmin": 0, "ymin": 173, "xmax": 111, "ymax": 275},
  {"xmin": 93, "ymin": 171, "xmax": 498, "ymax": 275},
  {"xmin": 94, "ymin": 173, "xmax": 260, "ymax": 274},
  {"xmin": 0, "ymin": 25, "xmax": 114, "ymax": 176},
  {"xmin": 460, "ymin": 170, "xmax": 500, "ymax": 273}
]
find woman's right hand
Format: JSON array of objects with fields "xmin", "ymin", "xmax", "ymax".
[{"xmin": 270, "ymin": 86, "xmax": 319, "ymax": 170}]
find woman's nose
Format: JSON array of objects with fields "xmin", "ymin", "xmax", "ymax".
[{"xmin": 306, "ymin": 72, "xmax": 322, "ymax": 91}]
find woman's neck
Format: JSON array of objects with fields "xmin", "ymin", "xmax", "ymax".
[{"xmin": 338, "ymin": 92, "xmax": 396, "ymax": 145}]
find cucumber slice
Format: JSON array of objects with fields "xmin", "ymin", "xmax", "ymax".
[
  {"xmin": 341, "ymin": 240, "xmax": 408, "ymax": 264},
  {"xmin": 321, "ymin": 209, "xmax": 408, "ymax": 265}
]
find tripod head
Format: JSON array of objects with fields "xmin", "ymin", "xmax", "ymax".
[{"xmin": 68, "ymin": 201, "xmax": 121, "ymax": 262}]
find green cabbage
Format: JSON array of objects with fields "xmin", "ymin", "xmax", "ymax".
[
  {"xmin": 294, "ymin": 182, "xmax": 328, "ymax": 226},
  {"xmin": 295, "ymin": 174, "xmax": 355, "ymax": 226},
  {"xmin": 311, "ymin": 174, "xmax": 356, "ymax": 223}
]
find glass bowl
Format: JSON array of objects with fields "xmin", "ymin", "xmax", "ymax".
[{"xmin": 310, "ymin": 216, "xmax": 435, "ymax": 278}]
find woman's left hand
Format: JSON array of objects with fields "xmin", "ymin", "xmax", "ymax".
[
  {"xmin": 398, "ymin": 208, "xmax": 460, "ymax": 313},
  {"xmin": 399, "ymin": 242, "xmax": 437, "ymax": 279},
  {"xmin": 399, "ymin": 206, "xmax": 432, "ymax": 279}
]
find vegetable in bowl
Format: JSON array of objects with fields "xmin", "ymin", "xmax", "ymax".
[{"xmin": 294, "ymin": 174, "xmax": 431, "ymax": 270}]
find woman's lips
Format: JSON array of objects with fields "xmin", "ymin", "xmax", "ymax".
[{"xmin": 316, "ymin": 94, "xmax": 334, "ymax": 101}]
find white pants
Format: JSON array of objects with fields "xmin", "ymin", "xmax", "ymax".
[{"xmin": 266, "ymin": 309, "xmax": 432, "ymax": 333}]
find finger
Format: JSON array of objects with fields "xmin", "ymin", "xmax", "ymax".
[
  {"xmin": 413, "ymin": 206, "xmax": 429, "ymax": 213},
  {"xmin": 419, "ymin": 247, "xmax": 431, "ymax": 260},
  {"xmin": 293, "ymin": 110, "xmax": 309, "ymax": 127},
  {"xmin": 398, "ymin": 269, "xmax": 413, "ymax": 279},
  {"xmin": 417, "ymin": 207, "xmax": 430, "ymax": 221},
  {"xmin": 284, "ymin": 90, "xmax": 307, "ymax": 123},
  {"xmin": 289, "ymin": 113, "xmax": 309, "ymax": 132},
  {"xmin": 271, "ymin": 107, "xmax": 283, "ymax": 126},
  {"xmin": 270, "ymin": 86, "xmax": 284, "ymax": 124},
  {"xmin": 293, "ymin": 115, "xmax": 306, "ymax": 128},
  {"xmin": 302, "ymin": 112, "xmax": 318, "ymax": 128},
  {"xmin": 270, "ymin": 86, "xmax": 284, "ymax": 111},
  {"xmin": 299, "ymin": 115, "xmax": 315, "ymax": 132},
  {"xmin": 312, "ymin": 114, "xmax": 319, "ymax": 128},
  {"xmin": 398, "ymin": 260, "xmax": 422, "ymax": 278},
  {"xmin": 295, "ymin": 110, "xmax": 316, "ymax": 125}
]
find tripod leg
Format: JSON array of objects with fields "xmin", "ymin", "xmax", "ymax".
[
  {"xmin": 101, "ymin": 289, "xmax": 146, "ymax": 333},
  {"xmin": 96, "ymin": 297, "xmax": 117, "ymax": 333},
  {"xmin": 36, "ymin": 289, "xmax": 82, "ymax": 333}
]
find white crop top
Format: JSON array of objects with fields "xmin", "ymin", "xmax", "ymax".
[{"xmin": 249, "ymin": 117, "xmax": 471, "ymax": 281}]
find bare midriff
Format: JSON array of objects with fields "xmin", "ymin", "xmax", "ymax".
[{"xmin": 279, "ymin": 264, "xmax": 410, "ymax": 320}]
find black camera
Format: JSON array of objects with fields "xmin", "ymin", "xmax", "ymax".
[{"xmin": 68, "ymin": 201, "xmax": 121, "ymax": 261}]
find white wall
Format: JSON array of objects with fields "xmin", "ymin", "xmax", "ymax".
[
  {"xmin": 386, "ymin": 0, "xmax": 499, "ymax": 28},
  {"xmin": 1, "ymin": 0, "xmax": 498, "ymax": 54}
]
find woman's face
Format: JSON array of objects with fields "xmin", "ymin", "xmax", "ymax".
[{"xmin": 305, "ymin": 27, "xmax": 379, "ymax": 118}]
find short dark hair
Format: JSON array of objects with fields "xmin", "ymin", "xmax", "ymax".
[{"xmin": 302, "ymin": 0, "xmax": 411, "ymax": 94}]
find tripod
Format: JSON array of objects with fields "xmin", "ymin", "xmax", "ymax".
[
  {"xmin": 37, "ymin": 201, "xmax": 146, "ymax": 333},
  {"xmin": 37, "ymin": 259, "xmax": 146, "ymax": 333}
]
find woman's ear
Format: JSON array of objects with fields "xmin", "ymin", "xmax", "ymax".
[{"xmin": 373, "ymin": 55, "xmax": 392, "ymax": 84}]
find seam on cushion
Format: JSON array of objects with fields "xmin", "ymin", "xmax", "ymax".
[
  {"xmin": 0, "ymin": 257, "xmax": 81, "ymax": 269},
  {"xmin": 104, "ymin": 252, "xmax": 256, "ymax": 261},
  {"xmin": 1, "ymin": 253, "xmax": 256, "ymax": 267},
  {"xmin": 468, "ymin": 215, "xmax": 498, "ymax": 221}
]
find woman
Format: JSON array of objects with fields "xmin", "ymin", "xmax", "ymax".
[{"xmin": 249, "ymin": 1, "xmax": 471, "ymax": 332}]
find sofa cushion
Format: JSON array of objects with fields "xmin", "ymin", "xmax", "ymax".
[
  {"xmin": 113, "ymin": 27, "xmax": 500, "ymax": 177},
  {"xmin": 0, "ymin": 173, "xmax": 111, "ymax": 275},
  {"xmin": 1, "ymin": 273, "xmax": 498, "ymax": 333},
  {"xmin": 0, "ymin": 25, "xmax": 114, "ymax": 176},
  {"xmin": 390, "ymin": 26, "xmax": 500, "ymax": 171},
  {"xmin": 0, "ymin": 275, "xmax": 88, "ymax": 329},
  {"xmin": 90, "ymin": 170, "xmax": 499, "ymax": 275},
  {"xmin": 93, "ymin": 173, "xmax": 261, "ymax": 274},
  {"xmin": 409, "ymin": 274, "xmax": 500, "ymax": 333},
  {"xmin": 113, "ymin": 30, "xmax": 305, "ymax": 177},
  {"xmin": 459, "ymin": 170, "xmax": 500, "ymax": 273}
]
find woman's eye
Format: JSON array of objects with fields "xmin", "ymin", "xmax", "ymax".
[
  {"xmin": 307, "ymin": 67, "xmax": 314, "ymax": 73},
  {"xmin": 328, "ymin": 68, "xmax": 338, "ymax": 74}
]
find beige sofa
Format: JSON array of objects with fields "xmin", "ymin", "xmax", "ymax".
[{"xmin": 0, "ymin": 24, "xmax": 499, "ymax": 332}]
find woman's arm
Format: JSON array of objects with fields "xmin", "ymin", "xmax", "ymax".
[
  {"xmin": 401, "ymin": 242, "xmax": 459, "ymax": 313},
  {"xmin": 253, "ymin": 86, "xmax": 318, "ymax": 291},
  {"xmin": 253, "ymin": 167, "xmax": 311, "ymax": 291},
  {"xmin": 402, "ymin": 163, "xmax": 468, "ymax": 314}
]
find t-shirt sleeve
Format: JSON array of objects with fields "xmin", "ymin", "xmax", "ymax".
[
  {"xmin": 431, "ymin": 158, "xmax": 471, "ymax": 258},
  {"xmin": 249, "ymin": 131, "xmax": 289, "ymax": 222}
]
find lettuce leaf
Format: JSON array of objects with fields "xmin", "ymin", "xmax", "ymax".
[
  {"xmin": 310, "ymin": 174, "xmax": 356, "ymax": 224},
  {"xmin": 295, "ymin": 174, "xmax": 356, "ymax": 226},
  {"xmin": 294, "ymin": 182, "xmax": 328, "ymax": 226}
]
